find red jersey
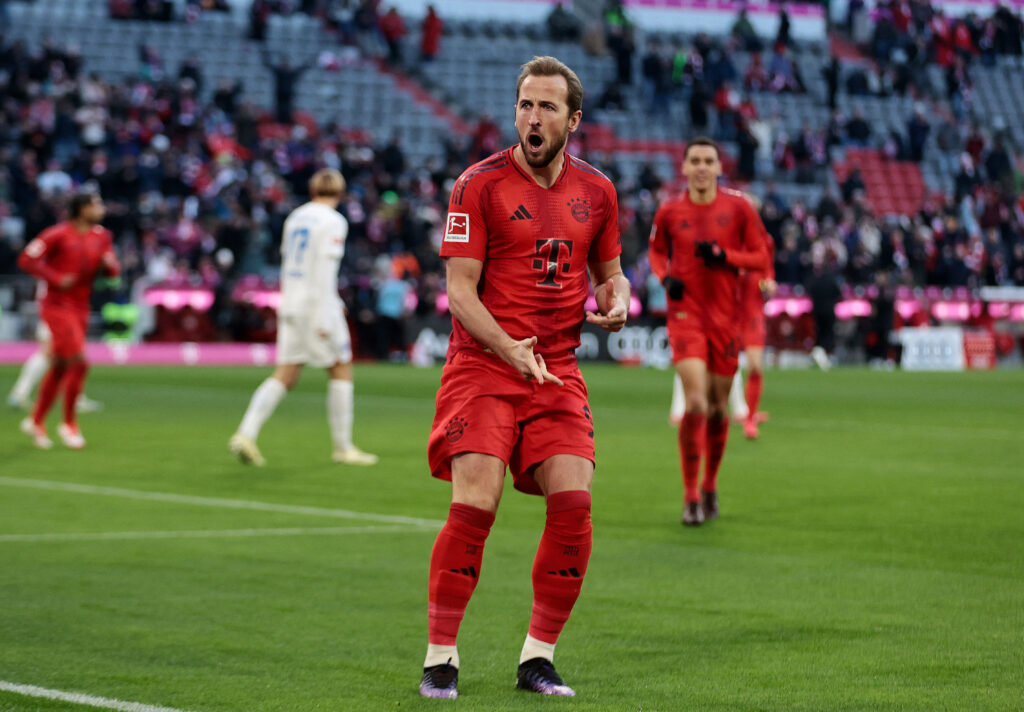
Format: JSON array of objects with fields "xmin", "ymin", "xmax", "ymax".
[
  {"xmin": 649, "ymin": 187, "xmax": 770, "ymax": 331},
  {"xmin": 441, "ymin": 147, "xmax": 621, "ymax": 360},
  {"xmin": 739, "ymin": 224, "xmax": 776, "ymax": 321},
  {"xmin": 18, "ymin": 221, "xmax": 120, "ymax": 312}
]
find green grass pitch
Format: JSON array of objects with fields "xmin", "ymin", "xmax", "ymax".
[{"xmin": 1, "ymin": 363, "xmax": 1022, "ymax": 712}]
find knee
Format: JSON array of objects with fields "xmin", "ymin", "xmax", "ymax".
[
  {"xmin": 454, "ymin": 490, "xmax": 501, "ymax": 513},
  {"xmin": 684, "ymin": 396, "xmax": 709, "ymax": 415}
]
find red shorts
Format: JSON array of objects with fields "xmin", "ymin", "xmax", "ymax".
[
  {"xmin": 741, "ymin": 310, "xmax": 766, "ymax": 349},
  {"xmin": 427, "ymin": 350, "xmax": 595, "ymax": 496},
  {"xmin": 41, "ymin": 305, "xmax": 87, "ymax": 359},
  {"xmin": 667, "ymin": 318, "xmax": 740, "ymax": 377}
]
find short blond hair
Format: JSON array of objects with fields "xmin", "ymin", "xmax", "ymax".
[{"xmin": 309, "ymin": 168, "xmax": 345, "ymax": 198}]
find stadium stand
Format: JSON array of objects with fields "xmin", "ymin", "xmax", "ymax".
[{"xmin": 2, "ymin": 0, "xmax": 1023, "ymax": 363}]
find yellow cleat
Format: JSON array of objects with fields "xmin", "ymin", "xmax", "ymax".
[
  {"xmin": 331, "ymin": 446, "xmax": 379, "ymax": 466},
  {"xmin": 229, "ymin": 433, "xmax": 265, "ymax": 466}
]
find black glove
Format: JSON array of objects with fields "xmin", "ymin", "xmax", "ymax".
[
  {"xmin": 662, "ymin": 276, "xmax": 685, "ymax": 300},
  {"xmin": 695, "ymin": 240, "xmax": 728, "ymax": 267}
]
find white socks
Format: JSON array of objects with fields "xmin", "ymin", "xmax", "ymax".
[
  {"xmin": 238, "ymin": 377, "xmax": 287, "ymax": 439},
  {"xmin": 669, "ymin": 372, "xmax": 685, "ymax": 421},
  {"xmin": 520, "ymin": 634, "xmax": 555, "ymax": 664},
  {"xmin": 10, "ymin": 352, "xmax": 50, "ymax": 402},
  {"xmin": 729, "ymin": 370, "xmax": 748, "ymax": 419},
  {"xmin": 327, "ymin": 379, "xmax": 353, "ymax": 451},
  {"xmin": 424, "ymin": 644, "xmax": 459, "ymax": 669},
  {"xmin": 423, "ymin": 636, "xmax": 552, "ymax": 670}
]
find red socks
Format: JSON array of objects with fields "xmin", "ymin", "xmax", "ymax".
[
  {"xmin": 32, "ymin": 361, "xmax": 68, "ymax": 425},
  {"xmin": 427, "ymin": 503, "xmax": 495, "ymax": 646},
  {"xmin": 428, "ymin": 494, "xmax": 593, "ymax": 649},
  {"xmin": 703, "ymin": 416, "xmax": 730, "ymax": 493},
  {"xmin": 62, "ymin": 361, "xmax": 88, "ymax": 427},
  {"xmin": 528, "ymin": 490, "xmax": 593, "ymax": 644},
  {"xmin": 745, "ymin": 371, "xmax": 763, "ymax": 422},
  {"xmin": 679, "ymin": 412, "xmax": 706, "ymax": 503}
]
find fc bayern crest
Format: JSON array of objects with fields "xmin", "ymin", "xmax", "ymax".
[
  {"xmin": 445, "ymin": 416, "xmax": 468, "ymax": 443},
  {"xmin": 716, "ymin": 214, "xmax": 731, "ymax": 227},
  {"xmin": 567, "ymin": 197, "xmax": 591, "ymax": 224}
]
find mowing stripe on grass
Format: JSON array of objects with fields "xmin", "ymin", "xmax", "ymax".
[
  {"xmin": 0, "ymin": 680, "xmax": 193, "ymax": 712},
  {"xmin": 0, "ymin": 477, "xmax": 444, "ymax": 527},
  {"xmin": 0, "ymin": 524, "xmax": 431, "ymax": 543},
  {"xmin": 778, "ymin": 416, "xmax": 1021, "ymax": 441}
]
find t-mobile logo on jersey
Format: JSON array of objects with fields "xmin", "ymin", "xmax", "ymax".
[{"xmin": 532, "ymin": 239, "xmax": 573, "ymax": 288}]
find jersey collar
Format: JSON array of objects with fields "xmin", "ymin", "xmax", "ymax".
[{"xmin": 507, "ymin": 145, "xmax": 570, "ymax": 188}]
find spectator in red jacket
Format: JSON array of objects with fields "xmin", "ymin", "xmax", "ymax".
[
  {"xmin": 420, "ymin": 5, "xmax": 443, "ymax": 61},
  {"xmin": 380, "ymin": 7, "xmax": 407, "ymax": 66}
]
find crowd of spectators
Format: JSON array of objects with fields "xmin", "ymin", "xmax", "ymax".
[{"xmin": 3, "ymin": 0, "xmax": 1024, "ymax": 354}]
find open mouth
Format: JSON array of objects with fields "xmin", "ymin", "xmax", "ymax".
[{"xmin": 527, "ymin": 134, "xmax": 544, "ymax": 150}]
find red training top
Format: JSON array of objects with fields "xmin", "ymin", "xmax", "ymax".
[
  {"xmin": 739, "ymin": 223, "xmax": 777, "ymax": 321},
  {"xmin": 649, "ymin": 187, "xmax": 770, "ymax": 331},
  {"xmin": 18, "ymin": 221, "xmax": 121, "ymax": 312}
]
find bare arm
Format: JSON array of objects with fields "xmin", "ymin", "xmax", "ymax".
[
  {"xmin": 446, "ymin": 256, "xmax": 562, "ymax": 385},
  {"xmin": 586, "ymin": 256, "xmax": 630, "ymax": 332}
]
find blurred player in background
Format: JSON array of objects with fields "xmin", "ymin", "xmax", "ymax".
[
  {"xmin": 735, "ymin": 212, "xmax": 776, "ymax": 440},
  {"xmin": 16, "ymin": 192, "xmax": 120, "ymax": 449},
  {"xmin": 7, "ymin": 315, "xmax": 103, "ymax": 413},
  {"xmin": 649, "ymin": 138, "xmax": 770, "ymax": 526},
  {"xmin": 419, "ymin": 56, "xmax": 629, "ymax": 700},
  {"xmin": 667, "ymin": 194, "xmax": 775, "ymax": 435},
  {"xmin": 229, "ymin": 168, "xmax": 377, "ymax": 467}
]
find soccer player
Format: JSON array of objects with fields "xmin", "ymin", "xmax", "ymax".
[
  {"xmin": 17, "ymin": 192, "xmax": 120, "ymax": 450},
  {"xmin": 7, "ymin": 318, "xmax": 103, "ymax": 413},
  {"xmin": 419, "ymin": 56, "xmax": 629, "ymax": 700},
  {"xmin": 229, "ymin": 168, "xmax": 377, "ymax": 467},
  {"xmin": 649, "ymin": 138, "xmax": 770, "ymax": 526},
  {"xmin": 735, "ymin": 226, "xmax": 776, "ymax": 440},
  {"xmin": 666, "ymin": 195, "xmax": 773, "ymax": 432}
]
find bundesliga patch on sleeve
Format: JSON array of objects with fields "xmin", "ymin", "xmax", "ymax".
[{"xmin": 444, "ymin": 213, "xmax": 470, "ymax": 243}]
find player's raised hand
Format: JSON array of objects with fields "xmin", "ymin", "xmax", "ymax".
[
  {"xmin": 586, "ymin": 280, "xmax": 627, "ymax": 332},
  {"xmin": 504, "ymin": 336, "xmax": 564, "ymax": 386}
]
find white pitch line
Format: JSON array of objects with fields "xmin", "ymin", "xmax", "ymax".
[
  {"xmin": 0, "ymin": 524, "xmax": 430, "ymax": 543},
  {"xmin": 0, "ymin": 680, "xmax": 192, "ymax": 712},
  {"xmin": 0, "ymin": 477, "xmax": 444, "ymax": 527}
]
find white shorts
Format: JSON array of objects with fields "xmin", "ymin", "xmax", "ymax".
[
  {"xmin": 276, "ymin": 311, "xmax": 353, "ymax": 368},
  {"xmin": 36, "ymin": 320, "xmax": 52, "ymax": 342}
]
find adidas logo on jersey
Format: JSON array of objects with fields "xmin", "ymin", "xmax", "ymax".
[{"xmin": 509, "ymin": 205, "xmax": 534, "ymax": 221}]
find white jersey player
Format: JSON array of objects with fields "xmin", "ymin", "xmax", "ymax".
[{"xmin": 229, "ymin": 168, "xmax": 377, "ymax": 466}]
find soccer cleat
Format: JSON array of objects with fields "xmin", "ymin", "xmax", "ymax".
[
  {"xmin": 8, "ymin": 393, "xmax": 31, "ymax": 410},
  {"xmin": 682, "ymin": 500, "xmax": 704, "ymax": 527},
  {"xmin": 516, "ymin": 657, "xmax": 575, "ymax": 696},
  {"xmin": 75, "ymin": 395, "xmax": 104, "ymax": 413},
  {"xmin": 229, "ymin": 433, "xmax": 265, "ymax": 466},
  {"xmin": 743, "ymin": 419, "xmax": 759, "ymax": 440},
  {"xmin": 20, "ymin": 417, "xmax": 53, "ymax": 450},
  {"xmin": 419, "ymin": 662, "xmax": 458, "ymax": 699},
  {"xmin": 701, "ymin": 490, "xmax": 719, "ymax": 521},
  {"xmin": 57, "ymin": 422, "xmax": 86, "ymax": 449},
  {"xmin": 331, "ymin": 446, "xmax": 379, "ymax": 465},
  {"xmin": 810, "ymin": 346, "xmax": 831, "ymax": 371}
]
